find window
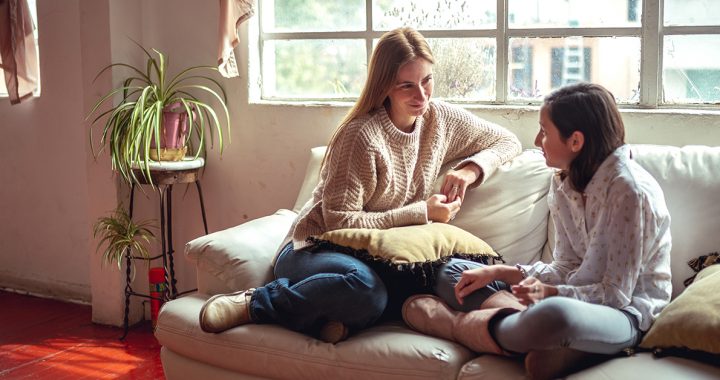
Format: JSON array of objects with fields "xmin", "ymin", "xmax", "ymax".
[
  {"xmin": 255, "ymin": 0, "xmax": 720, "ymax": 107},
  {"xmin": 662, "ymin": 0, "xmax": 720, "ymax": 104},
  {"xmin": 0, "ymin": 0, "xmax": 40, "ymax": 98}
]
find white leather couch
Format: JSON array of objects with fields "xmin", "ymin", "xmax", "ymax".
[{"xmin": 155, "ymin": 145, "xmax": 720, "ymax": 379}]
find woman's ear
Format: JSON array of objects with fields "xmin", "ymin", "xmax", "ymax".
[{"xmin": 569, "ymin": 131, "xmax": 585, "ymax": 153}]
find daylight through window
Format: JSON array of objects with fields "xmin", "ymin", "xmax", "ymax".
[{"xmin": 256, "ymin": 0, "xmax": 720, "ymax": 107}]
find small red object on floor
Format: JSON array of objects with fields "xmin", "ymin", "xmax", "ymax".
[{"xmin": 149, "ymin": 267, "xmax": 167, "ymax": 328}]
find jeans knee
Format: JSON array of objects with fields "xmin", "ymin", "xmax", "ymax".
[
  {"xmin": 435, "ymin": 259, "xmax": 489, "ymax": 308},
  {"xmin": 347, "ymin": 268, "xmax": 388, "ymax": 315},
  {"xmin": 528, "ymin": 298, "xmax": 580, "ymax": 337},
  {"xmin": 434, "ymin": 269, "xmax": 457, "ymax": 303}
]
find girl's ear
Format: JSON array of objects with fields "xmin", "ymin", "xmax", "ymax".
[{"xmin": 569, "ymin": 131, "xmax": 585, "ymax": 153}]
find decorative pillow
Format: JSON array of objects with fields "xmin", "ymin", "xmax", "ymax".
[
  {"xmin": 310, "ymin": 223, "xmax": 499, "ymax": 289},
  {"xmin": 639, "ymin": 264, "xmax": 720, "ymax": 357}
]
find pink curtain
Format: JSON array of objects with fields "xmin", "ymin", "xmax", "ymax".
[
  {"xmin": 0, "ymin": 0, "xmax": 39, "ymax": 105},
  {"xmin": 217, "ymin": 0, "xmax": 255, "ymax": 78}
]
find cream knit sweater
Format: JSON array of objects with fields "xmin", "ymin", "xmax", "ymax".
[{"xmin": 290, "ymin": 100, "xmax": 521, "ymax": 249}]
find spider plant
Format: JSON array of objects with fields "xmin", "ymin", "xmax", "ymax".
[
  {"xmin": 93, "ymin": 204, "xmax": 156, "ymax": 272},
  {"xmin": 87, "ymin": 44, "xmax": 230, "ymax": 186}
]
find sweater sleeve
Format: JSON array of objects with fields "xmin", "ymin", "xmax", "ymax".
[
  {"xmin": 320, "ymin": 122, "xmax": 428, "ymax": 231},
  {"xmin": 437, "ymin": 102, "xmax": 521, "ymax": 185}
]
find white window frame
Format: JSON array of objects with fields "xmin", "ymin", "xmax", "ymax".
[{"xmin": 253, "ymin": 0, "xmax": 720, "ymax": 110}]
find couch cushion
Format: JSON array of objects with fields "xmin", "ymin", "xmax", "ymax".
[
  {"xmin": 440, "ymin": 149, "xmax": 554, "ymax": 265},
  {"xmin": 156, "ymin": 294, "xmax": 476, "ymax": 380},
  {"xmin": 639, "ymin": 265, "xmax": 720, "ymax": 356},
  {"xmin": 457, "ymin": 352, "xmax": 720, "ymax": 380},
  {"xmin": 631, "ymin": 144, "xmax": 720, "ymax": 298},
  {"xmin": 185, "ymin": 209, "xmax": 297, "ymax": 294}
]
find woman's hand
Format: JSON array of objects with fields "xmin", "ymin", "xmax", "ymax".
[
  {"xmin": 511, "ymin": 277, "xmax": 558, "ymax": 306},
  {"xmin": 441, "ymin": 163, "xmax": 482, "ymax": 203},
  {"xmin": 427, "ymin": 194, "xmax": 461, "ymax": 223},
  {"xmin": 454, "ymin": 266, "xmax": 497, "ymax": 305}
]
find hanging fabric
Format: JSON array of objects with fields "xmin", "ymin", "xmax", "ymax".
[
  {"xmin": 217, "ymin": 0, "xmax": 256, "ymax": 78},
  {"xmin": 0, "ymin": 0, "xmax": 39, "ymax": 105}
]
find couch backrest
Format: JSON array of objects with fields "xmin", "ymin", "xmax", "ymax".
[
  {"xmin": 292, "ymin": 144, "xmax": 720, "ymax": 299},
  {"xmin": 293, "ymin": 146, "xmax": 327, "ymax": 214},
  {"xmin": 292, "ymin": 147, "xmax": 554, "ymax": 265},
  {"xmin": 437, "ymin": 150, "xmax": 554, "ymax": 264},
  {"xmin": 631, "ymin": 144, "xmax": 720, "ymax": 298}
]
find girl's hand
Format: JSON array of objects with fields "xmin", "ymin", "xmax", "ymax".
[
  {"xmin": 454, "ymin": 267, "xmax": 496, "ymax": 305},
  {"xmin": 511, "ymin": 277, "xmax": 557, "ymax": 306},
  {"xmin": 441, "ymin": 163, "xmax": 482, "ymax": 203},
  {"xmin": 427, "ymin": 194, "xmax": 461, "ymax": 223}
]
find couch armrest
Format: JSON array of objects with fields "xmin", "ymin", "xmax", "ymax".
[{"xmin": 185, "ymin": 209, "xmax": 297, "ymax": 295}]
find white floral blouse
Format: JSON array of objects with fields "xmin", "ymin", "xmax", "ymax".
[{"xmin": 523, "ymin": 145, "xmax": 672, "ymax": 331}]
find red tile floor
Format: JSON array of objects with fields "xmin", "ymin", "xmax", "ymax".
[{"xmin": 0, "ymin": 290, "xmax": 165, "ymax": 379}]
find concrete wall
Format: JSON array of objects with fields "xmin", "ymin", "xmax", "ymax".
[{"xmin": 1, "ymin": 0, "xmax": 719, "ymax": 326}]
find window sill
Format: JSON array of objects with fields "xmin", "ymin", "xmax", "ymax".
[{"xmin": 250, "ymin": 99, "xmax": 720, "ymax": 117}]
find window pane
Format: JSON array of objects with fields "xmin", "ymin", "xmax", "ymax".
[
  {"xmin": 261, "ymin": 0, "xmax": 365, "ymax": 32},
  {"xmin": 507, "ymin": 37, "xmax": 640, "ymax": 103},
  {"xmin": 509, "ymin": 0, "xmax": 642, "ymax": 28},
  {"xmin": 373, "ymin": 0, "xmax": 496, "ymax": 31},
  {"xmin": 428, "ymin": 38, "xmax": 496, "ymax": 101},
  {"xmin": 664, "ymin": 0, "xmax": 720, "ymax": 26},
  {"xmin": 663, "ymin": 35, "xmax": 720, "ymax": 104},
  {"xmin": 262, "ymin": 40, "xmax": 366, "ymax": 99}
]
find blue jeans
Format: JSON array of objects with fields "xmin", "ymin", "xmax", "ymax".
[
  {"xmin": 248, "ymin": 242, "xmax": 388, "ymax": 334},
  {"xmin": 434, "ymin": 258, "xmax": 509, "ymax": 311}
]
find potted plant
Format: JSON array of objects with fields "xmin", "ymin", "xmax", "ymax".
[
  {"xmin": 93, "ymin": 204, "xmax": 156, "ymax": 274},
  {"xmin": 87, "ymin": 44, "xmax": 230, "ymax": 186}
]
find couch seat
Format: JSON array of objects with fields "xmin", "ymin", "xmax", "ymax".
[{"xmin": 155, "ymin": 294, "xmax": 477, "ymax": 380}]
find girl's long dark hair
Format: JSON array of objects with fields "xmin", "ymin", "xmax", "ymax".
[{"xmin": 544, "ymin": 83, "xmax": 625, "ymax": 192}]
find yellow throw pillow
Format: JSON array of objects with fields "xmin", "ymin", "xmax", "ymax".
[
  {"xmin": 310, "ymin": 223, "xmax": 500, "ymax": 289},
  {"xmin": 317, "ymin": 223, "xmax": 498, "ymax": 264},
  {"xmin": 640, "ymin": 265, "xmax": 720, "ymax": 355}
]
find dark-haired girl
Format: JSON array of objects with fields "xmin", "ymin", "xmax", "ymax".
[{"xmin": 403, "ymin": 83, "xmax": 672, "ymax": 380}]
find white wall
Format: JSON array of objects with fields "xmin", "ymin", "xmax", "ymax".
[
  {"xmin": 0, "ymin": 0, "xmax": 108, "ymax": 303},
  {"xmin": 1, "ymin": 0, "xmax": 719, "ymax": 326}
]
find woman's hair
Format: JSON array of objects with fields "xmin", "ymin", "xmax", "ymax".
[
  {"xmin": 543, "ymin": 82, "xmax": 625, "ymax": 192},
  {"xmin": 321, "ymin": 27, "xmax": 434, "ymax": 169}
]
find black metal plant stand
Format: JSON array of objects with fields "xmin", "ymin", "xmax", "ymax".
[{"xmin": 120, "ymin": 161, "xmax": 209, "ymax": 340}]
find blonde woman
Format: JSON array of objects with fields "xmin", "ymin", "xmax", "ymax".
[{"xmin": 199, "ymin": 27, "xmax": 521, "ymax": 343}]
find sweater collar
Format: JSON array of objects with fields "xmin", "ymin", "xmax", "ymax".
[{"xmin": 378, "ymin": 104, "xmax": 425, "ymax": 144}]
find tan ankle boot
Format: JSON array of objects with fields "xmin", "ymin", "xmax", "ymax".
[
  {"xmin": 199, "ymin": 288, "xmax": 255, "ymax": 333},
  {"xmin": 402, "ymin": 294, "xmax": 521, "ymax": 355}
]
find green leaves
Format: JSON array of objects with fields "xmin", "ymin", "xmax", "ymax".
[
  {"xmin": 87, "ymin": 45, "xmax": 231, "ymax": 186},
  {"xmin": 92, "ymin": 204, "xmax": 157, "ymax": 272}
]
